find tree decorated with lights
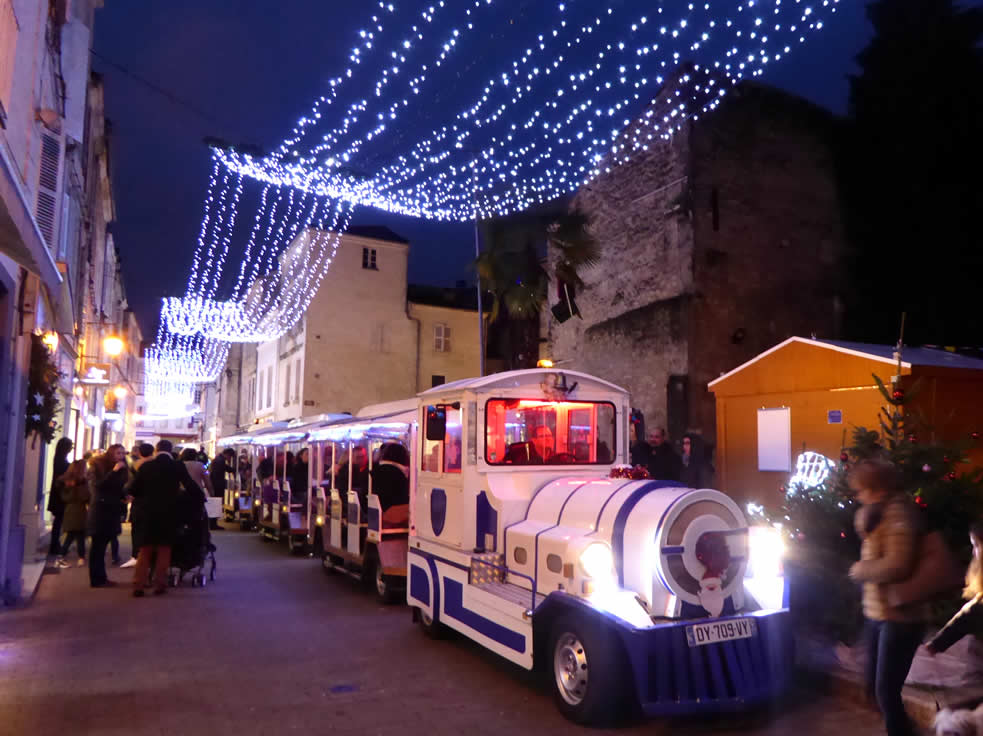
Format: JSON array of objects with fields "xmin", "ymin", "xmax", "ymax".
[{"xmin": 25, "ymin": 333, "xmax": 62, "ymax": 446}]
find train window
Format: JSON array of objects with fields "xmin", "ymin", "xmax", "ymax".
[
  {"xmin": 485, "ymin": 399, "xmax": 616, "ymax": 465},
  {"xmin": 422, "ymin": 404, "xmax": 463, "ymax": 474},
  {"xmin": 513, "ymin": 546, "xmax": 528, "ymax": 565},
  {"xmin": 546, "ymin": 554, "xmax": 563, "ymax": 573}
]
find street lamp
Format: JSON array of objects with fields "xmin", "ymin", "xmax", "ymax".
[
  {"xmin": 113, "ymin": 385, "xmax": 128, "ymax": 399},
  {"xmin": 103, "ymin": 334, "xmax": 124, "ymax": 357}
]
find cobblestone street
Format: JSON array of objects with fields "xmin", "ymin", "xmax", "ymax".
[{"xmin": 0, "ymin": 526, "xmax": 890, "ymax": 736}]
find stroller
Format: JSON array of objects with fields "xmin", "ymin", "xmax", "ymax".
[{"xmin": 168, "ymin": 489, "xmax": 217, "ymax": 588}]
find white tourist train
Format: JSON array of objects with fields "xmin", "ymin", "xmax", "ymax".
[{"xmin": 216, "ymin": 368, "xmax": 791, "ymax": 724}]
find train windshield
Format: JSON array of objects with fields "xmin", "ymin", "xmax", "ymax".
[{"xmin": 485, "ymin": 399, "xmax": 616, "ymax": 466}]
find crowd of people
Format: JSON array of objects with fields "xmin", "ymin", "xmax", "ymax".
[{"xmin": 46, "ymin": 438, "xmax": 211, "ymax": 595}]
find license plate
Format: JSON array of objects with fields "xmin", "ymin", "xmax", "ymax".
[{"xmin": 686, "ymin": 617, "xmax": 757, "ymax": 647}]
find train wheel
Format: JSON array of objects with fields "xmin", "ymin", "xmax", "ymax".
[
  {"xmin": 418, "ymin": 607, "xmax": 445, "ymax": 639},
  {"xmin": 548, "ymin": 616, "xmax": 625, "ymax": 725},
  {"xmin": 374, "ymin": 562, "xmax": 400, "ymax": 605}
]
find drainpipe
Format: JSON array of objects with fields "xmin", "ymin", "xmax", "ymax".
[{"xmin": 407, "ymin": 305, "xmax": 421, "ymax": 393}]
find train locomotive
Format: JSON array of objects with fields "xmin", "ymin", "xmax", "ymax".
[{"xmin": 405, "ymin": 369, "xmax": 791, "ymax": 723}]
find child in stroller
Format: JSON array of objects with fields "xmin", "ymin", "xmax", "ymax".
[{"xmin": 168, "ymin": 484, "xmax": 217, "ymax": 587}]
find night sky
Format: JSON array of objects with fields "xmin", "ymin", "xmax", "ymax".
[{"xmin": 93, "ymin": 1, "xmax": 875, "ymax": 340}]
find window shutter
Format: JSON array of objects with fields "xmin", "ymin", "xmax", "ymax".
[
  {"xmin": 444, "ymin": 326, "xmax": 451, "ymax": 353},
  {"xmin": 36, "ymin": 130, "xmax": 63, "ymax": 248},
  {"xmin": 294, "ymin": 360, "xmax": 301, "ymax": 403}
]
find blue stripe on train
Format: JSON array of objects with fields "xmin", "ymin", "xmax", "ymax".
[{"xmin": 443, "ymin": 579, "xmax": 526, "ymax": 653}]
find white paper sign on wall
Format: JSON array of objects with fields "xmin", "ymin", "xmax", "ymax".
[{"xmin": 757, "ymin": 407, "xmax": 791, "ymax": 472}]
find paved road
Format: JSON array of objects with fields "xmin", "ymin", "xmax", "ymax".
[{"xmin": 0, "ymin": 525, "xmax": 890, "ymax": 736}]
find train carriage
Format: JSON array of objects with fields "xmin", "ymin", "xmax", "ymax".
[
  {"xmin": 308, "ymin": 399, "xmax": 417, "ymax": 602},
  {"xmin": 403, "ymin": 369, "xmax": 791, "ymax": 724},
  {"xmin": 217, "ymin": 423, "xmax": 289, "ymax": 530}
]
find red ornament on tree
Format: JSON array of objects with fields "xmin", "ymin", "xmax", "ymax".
[
  {"xmin": 908, "ymin": 434, "xmax": 918, "ymax": 444},
  {"xmin": 945, "ymin": 471, "xmax": 957, "ymax": 482},
  {"xmin": 892, "ymin": 389, "xmax": 904, "ymax": 401},
  {"xmin": 972, "ymin": 432, "xmax": 980, "ymax": 441},
  {"xmin": 840, "ymin": 452, "xmax": 849, "ymax": 463}
]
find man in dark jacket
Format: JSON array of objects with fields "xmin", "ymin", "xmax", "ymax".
[
  {"xmin": 646, "ymin": 428, "xmax": 682, "ymax": 482},
  {"xmin": 128, "ymin": 439, "xmax": 203, "ymax": 596},
  {"xmin": 209, "ymin": 448, "xmax": 234, "ymax": 500}
]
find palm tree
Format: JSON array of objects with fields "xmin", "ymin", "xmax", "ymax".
[{"xmin": 474, "ymin": 208, "xmax": 599, "ymax": 369}]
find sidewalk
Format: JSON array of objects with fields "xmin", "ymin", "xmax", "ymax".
[{"xmin": 797, "ymin": 633, "xmax": 983, "ymax": 728}]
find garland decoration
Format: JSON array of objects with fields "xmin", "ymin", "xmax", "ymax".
[{"xmin": 26, "ymin": 333, "xmax": 62, "ymax": 445}]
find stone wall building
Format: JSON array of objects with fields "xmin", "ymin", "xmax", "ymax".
[{"xmin": 545, "ymin": 77, "xmax": 846, "ymax": 456}]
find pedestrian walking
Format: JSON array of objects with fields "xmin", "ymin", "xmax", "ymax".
[
  {"xmin": 848, "ymin": 458, "xmax": 927, "ymax": 736},
  {"xmin": 57, "ymin": 460, "xmax": 90, "ymax": 567},
  {"xmin": 680, "ymin": 433, "xmax": 713, "ymax": 488},
  {"xmin": 926, "ymin": 520, "xmax": 983, "ymax": 655},
  {"xmin": 86, "ymin": 444, "xmax": 128, "ymax": 587},
  {"xmin": 120, "ymin": 443, "xmax": 155, "ymax": 569},
  {"xmin": 47, "ymin": 437, "xmax": 73, "ymax": 558},
  {"xmin": 209, "ymin": 448, "xmax": 235, "ymax": 529},
  {"xmin": 128, "ymin": 439, "xmax": 202, "ymax": 596},
  {"xmin": 645, "ymin": 428, "xmax": 682, "ymax": 481}
]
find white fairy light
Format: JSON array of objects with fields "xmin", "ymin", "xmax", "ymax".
[{"xmin": 160, "ymin": 0, "xmax": 841, "ymax": 360}]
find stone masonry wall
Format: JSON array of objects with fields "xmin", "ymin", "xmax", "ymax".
[{"xmin": 687, "ymin": 84, "xmax": 846, "ymax": 443}]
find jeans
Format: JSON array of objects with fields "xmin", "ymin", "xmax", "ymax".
[
  {"xmin": 62, "ymin": 531, "xmax": 86, "ymax": 559},
  {"xmin": 110, "ymin": 536, "xmax": 120, "ymax": 563},
  {"xmin": 49, "ymin": 513, "xmax": 63, "ymax": 556},
  {"xmin": 865, "ymin": 619, "xmax": 924, "ymax": 736},
  {"xmin": 88, "ymin": 534, "xmax": 112, "ymax": 586},
  {"xmin": 134, "ymin": 545, "xmax": 171, "ymax": 591}
]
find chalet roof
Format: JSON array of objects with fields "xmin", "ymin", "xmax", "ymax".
[{"xmin": 708, "ymin": 337, "xmax": 983, "ymax": 389}]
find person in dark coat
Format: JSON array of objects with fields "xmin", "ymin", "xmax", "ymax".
[
  {"xmin": 371, "ymin": 443, "xmax": 410, "ymax": 516},
  {"xmin": 58, "ymin": 460, "xmax": 90, "ymax": 566},
  {"xmin": 86, "ymin": 444, "xmax": 129, "ymax": 587},
  {"xmin": 291, "ymin": 448, "xmax": 310, "ymax": 511},
  {"xmin": 646, "ymin": 428, "xmax": 682, "ymax": 481},
  {"xmin": 127, "ymin": 439, "xmax": 203, "ymax": 596},
  {"xmin": 210, "ymin": 448, "xmax": 235, "ymax": 500},
  {"xmin": 927, "ymin": 520, "xmax": 983, "ymax": 655},
  {"xmin": 680, "ymin": 434, "xmax": 713, "ymax": 488},
  {"xmin": 120, "ymin": 443, "xmax": 155, "ymax": 569},
  {"xmin": 47, "ymin": 437, "xmax": 73, "ymax": 558}
]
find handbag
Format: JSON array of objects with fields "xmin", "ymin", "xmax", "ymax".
[{"xmin": 885, "ymin": 530, "xmax": 964, "ymax": 608}]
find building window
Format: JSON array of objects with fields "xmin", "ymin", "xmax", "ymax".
[
  {"xmin": 266, "ymin": 368, "xmax": 273, "ymax": 409},
  {"xmin": 294, "ymin": 359, "xmax": 301, "ymax": 403},
  {"xmin": 362, "ymin": 247, "xmax": 377, "ymax": 270},
  {"xmin": 431, "ymin": 375, "xmax": 445, "ymax": 388},
  {"xmin": 284, "ymin": 366, "xmax": 291, "ymax": 408},
  {"xmin": 433, "ymin": 323, "xmax": 451, "ymax": 353}
]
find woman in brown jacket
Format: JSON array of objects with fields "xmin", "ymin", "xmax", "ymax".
[
  {"xmin": 848, "ymin": 459, "xmax": 927, "ymax": 736},
  {"xmin": 58, "ymin": 460, "xmax": 90, "ymax": 567}
]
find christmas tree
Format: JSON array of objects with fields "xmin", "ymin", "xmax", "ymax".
[{"xmin": 748, "ymin": 341, "xmax": 983, "ymax": 639}]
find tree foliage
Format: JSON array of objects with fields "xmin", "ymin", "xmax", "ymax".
[{"xmin": 841, "ymin": 0, "xmax": 983, "ymax": 345}]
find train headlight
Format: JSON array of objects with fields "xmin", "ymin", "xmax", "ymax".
[
  {"xmin": 254, "ymin": 499, "xmax": 260, "ymax": 507},
  {"xmin": 579, "ymin": 543, "xmax": 616, "ymax": 586},
  {"xmin": 744, "ymin": 526, "xmax": 786, "ymax": 611},
  {"xmin": 281, "ymin": 505, "xmax": 288, "ymax": 513},
  {"xmin": 315, "ymin": 515, "xmax": 325, "ymax": 526},
  {"xmin": 746, "ymin": 526, "xmax": 785, "ymax": 580}
]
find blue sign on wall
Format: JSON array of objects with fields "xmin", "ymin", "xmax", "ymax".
[{"xmin": 827, "ymin": 410, "xmax": 843, "ymax": 425}]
